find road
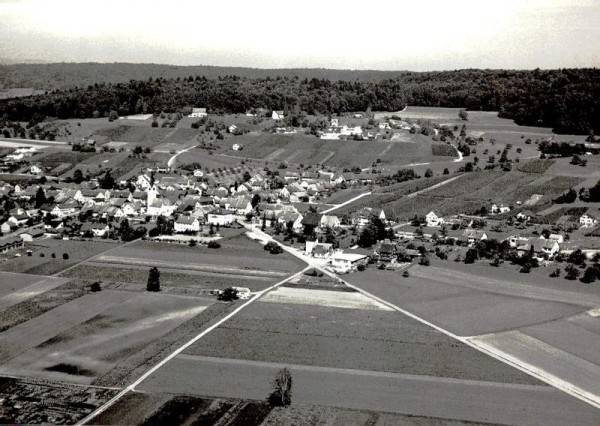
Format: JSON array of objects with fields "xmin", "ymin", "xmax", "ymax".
[{"xmin": 137, "ymin": 355, "xmax": 600, "ymax": 426}]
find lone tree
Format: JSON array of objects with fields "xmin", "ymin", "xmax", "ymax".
[
  {"xmin": 147, "ymin": 267, "xmax": 160, "ymax": 292},
  {"xmin": 268, "ymin": 368, "xmax": 292, "ymax": 407},
  {"xmin": 459, "ymin": 108, "xmax": 468, "ymax": 121}
]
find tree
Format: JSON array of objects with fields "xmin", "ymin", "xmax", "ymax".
[
  {"xmin": 108, "ymin": 110, "xmax": 119, "ymax": 122},
  {"xmin": 564, "ymin": 263, "xmax": 580, "ymax": 280},
  {"xmin": 35, "ymin": 187, "xmax": 47, "ymax": 208},
  {"xmin": 268, "ymin": 368, "xmax": 292, "ymax": 407},
  {"xmin": 458, "ymin": 109, "xmax": 468, "ymax": 121},
  {"xmin": 73, "ymin": 169, "xmax": 84, "ymax": 184},
  {"xmin": 443, "ymin": 168, "xmax": 449, "ymax": 175},
  {"xmin": 99, "ymin": 170, "xmax": 115, "ymax": 189},
  {"xmin": 464, "ymin": 248, "xmax": 478, "ymax": 264},
  {"xmin": 146, "ymin": 267, "xmax": 160, "ymax": 291},
  {"xmin": 264, "ymin": 241, "xmax": 283, "ymax": 254},
  {"xmin": 424, "ymin": 168, "xmax": 433, "ymax": 178}
]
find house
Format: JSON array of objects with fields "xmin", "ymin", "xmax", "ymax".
[
  {"xmin": 320, "ymin": 215, "xmax": 341, "ymax": 229},
  {"xmin": 30, "ymin": 164, "xmax": 43, "ymax": 174},
  {"xmin": 1, "ymin": 221, "xmax": 17, "ymax": 234},
  {"xmin": 228, "ymin": 125, "xmax": 238, "ymax": 133},
  {"xmin": 272, "ymin": 110, "xmax": 285, "ymax": 120},
  {"xmin": 19, "ymin": 228, "xmax": 45, "ymax": 242},
  {"xmin": 305, "ymin": 241, "xmax": 333, "ymax": 258},
  {"xmin": 329, "ymin": 252, "xmax": 368, "ymax": 273},
  {"xmin": 232, "ymin": 144, "xmax": 243, "ymax": 151},
  {"xmin": 517, "ymin": 210, "xmax": 534, "ymax": 221},
  {"xmin": 80, "ymin": 223, "xmax": 110, "ymax": 237},
  {"xmin": 206, "ymin": 208, "xmax": 234, "ymax": 226},
  {"xmin": 548, "ymin": 233, "xmax": 564, "ymax": 244},
  {"xmin": 580, "ymin": 214, "xmax": 598, "ymax": 228},
  {"xmin": 425, "ymin": 211, "xmax": 444, "ymax": 227},
  {"xmin": 374, "ymin": 241, "xmax": 399, "ymax": 261},
  {"xmin": 174, "ymin": 216, "xmax": 200, "ymax": 233},
  {"xmin": 351, "ymin": 207, "xmax": 386, "ymax": 227},
  {"xmin": 188, "ymin": 108, "xmax": 207, "ymax": 118},
  {"xmin": 491, "ymin": 204, "xmax": 510, "ymax": 214},
  {"xmin": 517, "ymin": 238, "xmax": 560, "ymax": 258},
  {"xmin": 461, "ymin": 229, "xmax": 488, "ymax": 245}
]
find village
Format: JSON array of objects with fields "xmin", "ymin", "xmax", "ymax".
[{"xmin": 1, "ymin": 107, "xmax": 599, "ymax": 282}]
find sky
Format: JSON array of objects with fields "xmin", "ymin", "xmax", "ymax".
[{"xmin": 1, "ymin": 0, "xmax": 599, "ymax": 70}]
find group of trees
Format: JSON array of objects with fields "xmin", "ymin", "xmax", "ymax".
[{"xmin": 1, "ymin": 69, "xmax": 599, "ymax": 135}]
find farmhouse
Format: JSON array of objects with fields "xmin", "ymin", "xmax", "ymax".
[
  {"xmin": 426, "ymin": 211, "xmax": 444, "ymax": 227},
  {"xmin": 188, "ymin": 107, "xmax": 207, "ymax": 118},
  {"xmin": 461, "ymin": 229, "xmax": 488, "ymax": 245},
  {"xmin": 580, "ymin": 213, "xmax": 598, "ymax": 228},
  {"xmin": 0, "ymin": 237, "xmax": 24, "ymax": 253},
  {"xmin": 174, "ymin": 216, "xmax": 200, "ymax": 233}
]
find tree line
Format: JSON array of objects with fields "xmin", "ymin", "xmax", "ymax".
[{"xmin": 1, "ymin": 68, "xmax": 599, "ymax": 134}]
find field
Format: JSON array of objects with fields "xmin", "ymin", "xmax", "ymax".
[
  {"xmin": 338, "ymin": 170, "xmax": 585, "ymax": 221},
  {"xmin": 60, "ymin": 232, "xmax": 306, "ymax": 292},
  {"xmin": 0, "ymin": 238, "xmax": 120, "ymax": 275},
  {"xmin": 214, "ymin": 132, "xmax": 436, "ymax": 169},
  {"xmin": 0, "ymin": 271, "xmax": 69, "ymax": 310},
  {"xmin": 0, "ymin": 290, "xmax": 211, "ymax": 384}
]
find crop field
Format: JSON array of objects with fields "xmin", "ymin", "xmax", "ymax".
[
  {"xmin": 93, "ymin": 125, "xmax": 178, "ymax": 149},
  {"xmin": 179, "ymin": 296, "xmax": 539, "ymax": 384},
  {"xmin": 517, "ymin": 158, "xmax": 556, "ymax": 174},
  {"xmin": 0, "ymin": 290, "xmax": 211, "ymax": 384},
  {"xmin": 0, "ymin": 239, "xmax": 120, "ymax": 275}
]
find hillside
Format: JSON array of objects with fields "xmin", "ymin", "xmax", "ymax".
[{"xmin": 0, "ymin": 65, "xmax": 598, "ymax": 134}]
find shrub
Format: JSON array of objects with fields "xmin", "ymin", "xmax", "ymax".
[
  {"xmin": 264, "ymin": 241, "xmax": 283, "ymax": 254},
  {"xmin": 207, "ymin": 241, "xmax": 221, "ymax": 249},
  {"xmin": 63, "ymin": 253, "xmax": 69, "ymax": 259},
  {"xmin": 218, "ymin": 287, "xmax": 238, "ymax": 301},
  {"xmin": 90, "ymin": 282, "xmax": 102, "ymax": 292},
  {"xmin": 51, "ymin": 253, "xmax": 56, "ymax": 258}
]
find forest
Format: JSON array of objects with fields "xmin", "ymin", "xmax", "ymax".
[{"xmin": 0, "ymin": 67, "xmax": 598, "ymax": 135}]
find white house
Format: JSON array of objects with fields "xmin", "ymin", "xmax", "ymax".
[
  {"xmin": 188, "ymin": 108, "xmax": 207, "ymax": 118},
  {"xmin": 329, "ymin": 252, "xmax": 368, "ymax": 273},
  {"xmin": 320, "ymin": 215, "xmax": 341, "ymax": 229},
  {"xmin": 426, "ymin": 211, "xmax": 444, "ymax": 227},
  {"xmin": 580, "ymin": 214, "xmax": 598, "ymax": 228},
  {"xmin": 305, "ymin": 241, "xmax": 333, "ymax": 258},
  {"xmin": 491, "ymin": 204, "xmax": 510, "ymax": 214},
  {"xmin": 174, "ymin": 216, "xmax": 200, "ymax": 233},
  {"xmin": 30, "ymin": 165, "xmax": 43, "ymax": 174},
  {"xmin": 272, "ymin": 110, "xmax": 285, "ymax": 120},
  {"xmin": 206, "ymin": 208, "xmax": 234, "ymax": 226}
]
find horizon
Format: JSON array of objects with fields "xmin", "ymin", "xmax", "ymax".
[{"xmin": 1, "ymin": 0, "xmax": 600, "ymax": 71}]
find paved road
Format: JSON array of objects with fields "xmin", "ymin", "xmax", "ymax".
[
  {"xmin": 321, "ymin": 191, "xmax": 371, "ymax": 214},
  {"xmin": 138, "ymin": 355, "xmax": 600, "ymax": 426}
]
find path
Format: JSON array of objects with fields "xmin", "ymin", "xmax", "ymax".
[
  {"xmin": 405, "ymin": 174, "xmax": 466, "ymax": 199},
  {"xmin": 166, "ymin": 144, "xmax": 197, "ymax": 169},
  {"xmin": 321, "ymin": 191, "xmax": 371, "ymax": 214}
]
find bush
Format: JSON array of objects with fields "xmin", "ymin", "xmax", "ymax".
[
  {"xmin": 264, "ymin": 241, "xmax": 283, "ymax": 254},
  {"xmin": 207, "ymin": 241, "xmax": 221, "ymax": 249},
  {"xmin": 40, "ymin": 253, "xmax": 45, "ymax": 257},
  {"xmin": 218, "ymin": 287, "xmax": 238, "ymax": 301},
  {"xmin": 51, "ymin": 253, "xmax": 56, "ymax": 258},
  {"xmin": 63, "ymin": 253, "xmax": 69, "ymax": 259},
  {"xmin": 90, "ymin": 282, "xmax": 102, "ymax": 292}
]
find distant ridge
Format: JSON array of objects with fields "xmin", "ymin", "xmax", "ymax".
[{"xmin": 0, "ymin": 62, "xmax": 420, "ymax": 91}]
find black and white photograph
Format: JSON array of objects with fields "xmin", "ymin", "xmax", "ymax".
[{"xmin": 0, "ymin": 0, "xmax": 600, "ymax": 424}]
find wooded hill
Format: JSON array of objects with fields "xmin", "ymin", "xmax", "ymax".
[{"xmin": 0, "ymin": 65, "xmax": 598, "ymax": 135}]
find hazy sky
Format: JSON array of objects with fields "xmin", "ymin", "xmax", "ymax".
[{"xmin": 1, "ymin": 0, "xmax": 599, "ymax": 70}]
